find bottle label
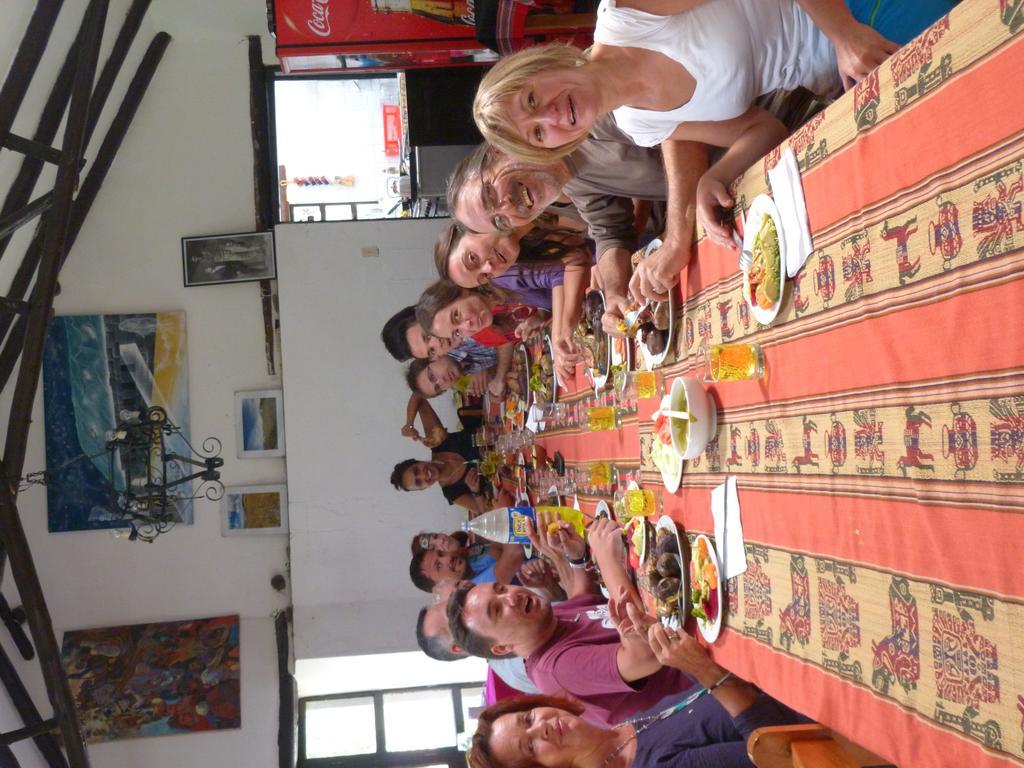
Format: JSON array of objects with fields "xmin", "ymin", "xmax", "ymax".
[{"xmin": 508, "ymin": 507, "xmax": 536, "ymax": 544}]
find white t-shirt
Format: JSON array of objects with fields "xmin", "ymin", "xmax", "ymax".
[
  {"xmin": 594, "ymin": 0, "xmax": 841, "ymax": 146},
  {"xmin": 489, "ymin": 656, "xmax": 539, "ymax": 694}
]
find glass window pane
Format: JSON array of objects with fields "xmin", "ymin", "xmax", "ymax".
[
  {"xmin": 305, "ymin": 697, "xmax": 376, "ymax": 758},
  {"xmin": 383, "ymin": 689, "xmax": 456, "ymax": 751},
  {"xmin": 460, "ymin": 685, "xmax": 485, "ymax": 733}
]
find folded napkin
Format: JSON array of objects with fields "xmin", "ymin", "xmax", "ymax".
[
  {"xmin": 711, "ymin": 476, "xmax": 747, "ymax": 580},
  {"xmin": 766, "ymin": 147, "xmax": 814, "ymax": 278},
  {"xmin": 525, "ymin": 404, "xmax": 543, "ymax": 432}
]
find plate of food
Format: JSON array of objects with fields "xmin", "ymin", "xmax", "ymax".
[
  {"xmin": 544, "ymin": 333, "xmax": 561, "ymax": 396},
  {"xmin": 529, "ymin": 348, "xmax": 556, "ymax": 409},
  {"xmin": 650, "ymin": 399, "xmax": 684, "ymax": 492},
  {"xmin": 690, "ymin": 534, "xmax": 723, "ymax": 643},
  {"xmin": 579, "ymin": 291, "xmax": 612, "ymax": 392},
  {"xmin": 610, "ymin": 336, "xmax": 631, "ymax": 390},
  {"xmin": 626, "ymin": 239, "xmax": 674, "ymax": 370},
  {"xmin": 623, "ymin": 516, "xmax": 653, "ymax": 572},
  {"xmin": 742, "ymin": 195, "xmax": 786, "ymax": 326},
  {"xmin": 641, "ymin": 517, "xmax": 686, "ymax": 628}
]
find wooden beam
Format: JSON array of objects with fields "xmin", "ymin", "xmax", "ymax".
[
  {"xmin": 0, "ymin": 31, "xmax": 171, "ymax": 396},
  {"xmin": 248, "ymin": 35, "xmax": 278, "ymax": 376},
  {"xmin": 276, "ymin": 610, "xmax": 295, "ymax": 768},
  {"xmin": 2, "ymin": 134, "xmax": 63, "ymax": 166},
  {"xmin": 3, "ymin": 0, "xmax": 108, "ymax": 483},
  {"xmin": 0, "ymin": 720, "xmax": 57, "ymax": 747},
  {"xmin": 0, "ymin": 194, "xmax": 52, "ymax": 241},
  {"xmin": 0, "ymin": 0, "xmax": 65, "ymax": 148},
  {"xmin": 0, "ymin": 598, "xmax": 68, "ymax": 768}
]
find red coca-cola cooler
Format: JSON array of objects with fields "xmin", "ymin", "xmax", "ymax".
[{"xmin": 270, "ymin": 0, "xmax": 497, "ymax": 73}]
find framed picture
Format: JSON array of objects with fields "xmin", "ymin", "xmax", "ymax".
[
  {"xmin": 61, "ymin": 615, "xmax": 240, "ymax": 742},
  {"xmin": 182, "ymin": 231, "xmax": 276, "ymax": 286},
  {"xmin": 235, "ymin": 389, "xmax": 285, "ymax": 458},
  {"xmin": 221, "ymin": 484, "xmax": 288, "ymax": 535},
  {"xmin": 43, "ymin": 312, "xmax": 193, "ymax": 531}
]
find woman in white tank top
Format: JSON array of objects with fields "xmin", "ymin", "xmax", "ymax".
[{"xmin": 473, "ymin": 0, "xmax": 953, "ymax": 247}]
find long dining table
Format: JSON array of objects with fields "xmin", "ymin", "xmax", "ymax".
[{"xmin": 529, "ymin": 2, "xmax": 1024, "ymax": 766}]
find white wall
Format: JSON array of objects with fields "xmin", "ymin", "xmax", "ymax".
[
  {"xmin": 275, "ymin": 220, "xmax": 466, "ymax": 660},
  {"xmin": 0, "ymin": 2, "xmax": 287, "ymax": 767}
]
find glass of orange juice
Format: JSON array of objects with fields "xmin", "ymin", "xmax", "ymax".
[
  {"xmin": 613, "ymin": 486, "xmax": 660, "ymax": 519},
  {"xmin": 589, "ymin": 461, "xmax": 611, "ymax": 486},
  {"xmin": 702, "ymin": 342, "xmax": 764, "ymax": 382},
  {"xmin": 586, "ymin": 405, "xmax": 619, "ymax": 431}
]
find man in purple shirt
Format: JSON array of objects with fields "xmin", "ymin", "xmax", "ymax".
[{"xmin": 446, "ymin": 515, "xmax": 694, "ymax": 725}]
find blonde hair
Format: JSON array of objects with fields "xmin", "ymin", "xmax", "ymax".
[{"xmin": 474, "ymin": 43, "xmax": 590, "ymax": 165}]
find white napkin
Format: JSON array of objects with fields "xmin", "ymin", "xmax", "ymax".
[
  {"xmin": 525, "ymin": 404, "xmax": 543, "ymax": 432},
  {"xmin": 766, "ymin": 147, "xmax": 813, "ymax": 278},
  {"xmin": 711, "ymin": 476, "xmax": 747, "ymax": 579}
]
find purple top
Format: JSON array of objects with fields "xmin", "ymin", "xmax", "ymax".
[
  {"xmin": 525, "ymin": 594, "xmax": 694, "ymax": 725},
  {"xmin": 491, "ymin": 262, "xmax": 564, "ymax": 311}
]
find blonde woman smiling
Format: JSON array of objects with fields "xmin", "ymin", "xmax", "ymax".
[{"xmin": 473, "ymin": 0, "xmax": 953, "ymax": 246}]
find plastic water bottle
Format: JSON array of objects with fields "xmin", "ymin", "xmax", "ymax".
[{"xmin": 462, "ymin": 505, "xmax": 586, "ymax": 544}]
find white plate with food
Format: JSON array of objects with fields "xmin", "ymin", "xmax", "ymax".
[
  {"xmin": 623, "ymin": 515, "xmax": 653, "ymax": 573},
  {"xmin": 690, "ymin": 534, "xmax": 724, "ymax": 643},
  {"xmin": 610, "ymin": 335, "xmax": 631, "ymax": 390},
  {"xmin": 742, "ymin": 195, "xmax": 787, "ymax": 326},
  {"xmin": 545, "ymin": 333, "xmax": 560, "ymax": 399},
  {"xmin": 633, "ymin": 239, "xmax": 675, "ymax": 370},
  {"xmin": 529, "ymin": 345, "xmax": 557, "ymax": 410},
  {"xmin": 650, "ymin": 395, "xmax": 684, "ymax": 493},
  {"xmin": 580, "ymin": 290, "xmax": 612, "ymax": 393},
  {"xmin": 650, "ymin": 516, "xmax": 686, "ymax": 628}
]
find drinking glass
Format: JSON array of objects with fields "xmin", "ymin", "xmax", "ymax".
[
  {"xmin": 702, "ymin": 342, "xmax": 764, "ymax": 383},
  {"xmin": 589, "ymin": 461, "xmax": 612, "ymax": 487},
  {"xmin": 612, "ymin": 486, "xmax": 661, "ymax": 520},
  {"xmin": 586, "ymin": 405, "xmax": 619, "ymax": 431}
]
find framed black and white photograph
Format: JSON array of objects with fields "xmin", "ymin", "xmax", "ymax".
[{"xmin": 182, "ymin": 231, "xmax": 276, "ymax": 287}]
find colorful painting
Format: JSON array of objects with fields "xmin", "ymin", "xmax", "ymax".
[
  {"xmin": 221, "ymin": 484, "xmax": 288, "ymax": 535},
  {"xmin": 235, "ymin": 389, "xmax": 285, "ymax": 458},
  {"xmin": 42, "ymin": 312, "xmax": 191, "ymax": 531},
  {"xmin": 61, "ymin": 615, "xmax": 240, "ymax": 742}
]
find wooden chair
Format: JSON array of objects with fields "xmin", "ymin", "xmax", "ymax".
[{"xmin": 747, "ymin": 724, "xmax": 896, "ymax": 768}]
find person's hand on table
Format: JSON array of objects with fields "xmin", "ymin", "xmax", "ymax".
[
  {"xmin": 488, "ymin": 377, "xmax": 507, "ymax": 398},
  {"xmin": 609, "ymin": 586, "xmax": 656, "ymax": 644},
  {"xmin": 647, "ymin": 623, "xmax": 726, "ymax": 686},
  {"xmin": 629, "ymin": 237, "xmax": 691, "ymax": 303},
  {"xmin": 467, "ymin": 370, "xmax": 489, "ymax": 397},
  {"xmin": 831, "ymin": 20, "xmax": 899, "ymax": 90},
  {"xmin": 695, "ymin": 171, "xmax": 738, "ymax": 250},
  {"xmin": 401, "ymin": 424, "xmax": 422, "ymax": 442}
]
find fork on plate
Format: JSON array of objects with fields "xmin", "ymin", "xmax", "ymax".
[{"xmin": 732, "ymin": 209, "xmax": 753, "ymax": 273}]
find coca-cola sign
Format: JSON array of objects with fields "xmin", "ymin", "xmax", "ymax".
[{"xmin": 307, "ymin": 0, "xmax": 331, "ymax": 37}]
